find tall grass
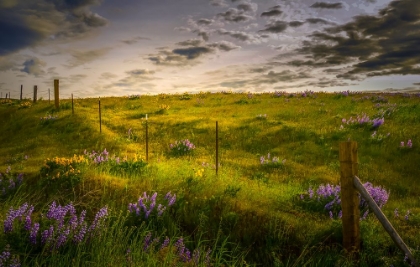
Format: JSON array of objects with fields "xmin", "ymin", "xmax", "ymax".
[{"xmin": 0, "ymin": 91, "xmax": 419, "ymax": 266}]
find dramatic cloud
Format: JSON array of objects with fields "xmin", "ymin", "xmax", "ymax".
[
  {"xmin": 237, "ymin": 3, "xmax": 258, "ymax": 13},
  {"xmin": 20, "ymin": 57, "xmax": 46, "ymax": 77},
  {"xmin": 258, "ymin": 21, "xmax": 288, "ymax": 33},
  {"xmin": 298, "ymin": 0, "xmax": 420, "ymax": 78},
  {"xmin": 207, "ymin": 41, "xmax": 241, "ymax": 51},
  {"xmin": 305, "ymin": 18, "xmax": 335, "ymax": 25},
  {"xmin": 217, "ymin": 8, "xmax": 254, "ymax": 22},
  {"xmin": 197, "ymin": 18, "xmax": 214, "ymax": 25},
  {"xmin": 121, "ymin": 36, "xmax": 150, "ymax": 45},
  {"xmin": 172, "ymin": 47, "xmax": 213, "ymax": 59},
  {"xmin": 289, "ymin": 21, "xmax": 305, "ymax": 27},
  {"xmin": 177, "ymin": 39, "xmax": 204, "ymax": 47},
  {"xmin": 261, "ymin": 9, "xmax": 283, "ymax": 17},
  {"xmin": 217, "ymin": 29, "xmax": 263, "ymax": 43},
  {"xmin": 64, "ymin": 47, "xmax": 112, "ymax": 68},
  {"xmin": 0, "ymin": 1, "xmax": 108, "ymax": 56},
  {"xmin": 310, "ymin": 2, "xmax": 343, "ymax": 9}
]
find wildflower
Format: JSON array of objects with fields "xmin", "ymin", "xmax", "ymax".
[
  {"xmin": 405, "ymin": 210, "xmax": 410, "ymax": 221},
  {"xmin": 30, "ymin": 223, "xmax": 40, "ymax": 244},
  {"xmin": 161, "ymin": 237, "xmax": 170, "ymax": 249},
  {"xmin": 407, "ymin": 140, "xmax": 413, "ymax": 148},
  {"xmin": 394, "ymin": 208, "xmax": 399, "ymax": 218}
]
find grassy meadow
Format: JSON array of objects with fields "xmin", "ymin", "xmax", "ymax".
[{"xmin": 0, "ymin": 90, "xmax": 419, "ymax": 266}]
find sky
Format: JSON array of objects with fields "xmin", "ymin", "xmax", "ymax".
[{"xmin": 0, "ymin": 0, "xmax": 419, "ymax": 99}]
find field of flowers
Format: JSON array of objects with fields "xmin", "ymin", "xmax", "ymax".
[{"xmin": 0, "ymin": 90, "xmax": 419, "ymax": 266}]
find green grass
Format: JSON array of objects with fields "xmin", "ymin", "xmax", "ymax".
[{"xmin": 0, "ymin": 91, "xmax": 419, "ymax": 266}]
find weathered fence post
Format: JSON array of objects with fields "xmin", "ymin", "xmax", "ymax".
[
  {"xmin": 99, "ymin": 97, "xmax": 102, "ymax": 133},
  {"xmin": 216, "ymin": 121, "xmax": 219, "ymax": 176},
  {"xmin": 339, "ymin": 141, "xmax": 360, "ymax": 256},
  {"xmin": 146, "ymin": 114, "xmax": 149, "ymax": 161},
  {"xmin": 33, "ymin": 85, "xmax": 37, "ymax": 103},
  {"xmin": 353, "ymin": 175, "xmax": 417, "ymax": 266},
  {"xmin": 71, "ymin": 93, "xmax": 74, "ymax": 115},
  {"xmin": 54, "ymin": 79, "xmax": 59, "ymax": 109},
  {"xmin": 20, "ymin": 85, "xmax": 23, "ymax": 101}
]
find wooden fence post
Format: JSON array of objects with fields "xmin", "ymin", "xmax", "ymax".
[
  {"xmin": 33, "ymin": 85, "xmax": 37, "ymax": 103},
  {"xmin": 146, "ymin": 114, "xmax": 148, "ymax": 161},
  {"xmin": 216, "ymin": 121, "xmax": 219, "ymax": 176},
  {"xmin": 99, "ymin": 97, "xmax": 101, "ymax": 133},
  {"xmin": 20, "ymin": 85, "xmax": 23, "ymax": 101},
  {"xmin": 54, "ymin": 79, "xmax": 59, "ymax": 109},
  {"xmin": 353, "ymin": 175, "xmax": 417, "ymax": 266},
  {"xmin": 339, "ymin": 141, "xmax": 360, "ymax": 256}
]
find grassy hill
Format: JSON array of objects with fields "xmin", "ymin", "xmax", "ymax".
[{"xmin": 0, "ymin": 91, "xmax": 419, "ymax": 266}]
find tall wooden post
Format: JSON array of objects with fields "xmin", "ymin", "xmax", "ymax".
[
  {"xmin": 216, "ymin": 121, "xmax": 219, "ymax": 176},
  {"xmin": 54, "ymin": 79, "xmax": 59, "ymax": 109},
  {"xmin": 33, "ymin": 85, "xmax": 37, "ymax": 103},
  {"xmin": 71, "ymin": 93, "xmax": 74, "ymax": 115},
  {"xmin": 146, "ymin": 114, "xmax": 149, "ymax": 161},
  {"xmin": 99, "ymin": 97, "xmax": 102, "ymax": 133},
  {"xmin": 20, "ymin": 85, "xmax": 23, "ymax": 100},
  {"xmin": 339, "ymin": 141, "xmax": 360, "ymax": 256}
]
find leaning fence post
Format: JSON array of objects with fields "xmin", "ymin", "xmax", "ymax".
[
  {"xmin": 99, "ymin": 97, "xmax": 102, "ymax": 133},
  {"xmin": 20, "ymin": 85, "xmax": 23, "ymax": 101},
  {"xmin": 145, "ymin": 114, "xmax": 148, "ymax": 161},
  {"xmin": 339, "ymin": 141, "xmax": 360, "ymax": 256},
  {"xmin": 216, "ymin": 121, "xmax": 219, "ymax": 176},
  {"xmin": 54, "ymin": 79, "xmax": 59, "ymax": 109},
  {"xmin": 353, "ymin": 175, "xmax": 417, "ymax": 266},
  {"xmin": 33, "ymin": 85, "xmax": 37, "ymax": 103}
]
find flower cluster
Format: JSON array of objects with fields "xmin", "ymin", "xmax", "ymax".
[
  {"xmin": 138, "ymin": 234, "xmax": 211, "ymax": 266},
  {"xmin": 370, "ymin": 131, "xmax": 390, "ymax": 143},
  {"xmin": 301, "ymin": 182, "xmax": 389, "ymax": 220},
  {"xmin": 0, "ymin": 245, "xmax": 20, "ymax": 267},
  {"xmin": 18, "ymin": 101, "xmax": 32, "ymax": 109},
  {"xmin": 341, "ymin": 113, "xmax": 384, "ymax": 129},
  {"xmin": 0, "ymin": 166, "xmax": 23, "ymax": 197},
  {"xmin": 128, "ymin": 191, "xmax": 176, "ymax": 219},
  {"xmin": 260, "ymin": 153, "xmax": 285, "ymax": 167},
  {"xmin": 40, "ymin": 156, "xmax": 84, "ymax": 187},
  {"xmin": 4, "ymin": 202, "xmax": 108, "ymax": 251},
  {"xmin": 169, "ymin": 139, "xmax": 196, "ymax": 156},
  {"xmin": 256, "ymin": 114, "xmax": 267, "ymax": 119},
  {"xmin": 400, "ymin": 140, "xmax": 413, "ymax": 149},
  {"xmin": 84, "ymin": 149, "xmax": 112, "ymax": 164}
]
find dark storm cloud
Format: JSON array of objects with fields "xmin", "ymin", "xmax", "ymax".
[
  {"xmin": 289, "ymin": 21, "xmax": 305, "ymax": 27},
  {"xmin": 298, "ymin": 0, "xmax": 420, "ymax": 78},
  {"xmin": 197, "ymin": 18, "xmax": 214, "ymax": 25},
  {"xmin": 177, "ymin": 39, "xmax": 204, "ymax": 47},
  {"xmin": 121, "ymin": 36, "xmax": 151, "ymax": 45},
  {"xmin": 217, "ymin": 29, "xmax": 262, "ymax": 43},
  {"xmin": 193, "ymin": 30, "xmax": 211, "ymax": 41},
  {"xmin": 0, "ymin": 0, "xmax": 108, "ymax": 56},
  {"xmin": 310, "ymin": 2, "xmax": 343, "ymax": 9},
  {"xmin": 261, "ymin": 9, "xmax": 283, "ymax": 17},
  {"xmin": 305, "ymin": 18, "xmax": 335, "ymax": 25},
  {"xmin": 173, "ymin": 47, "xmax": 213, "ymax": 59},
  {"xmin": 217, "ymin": 8, "xmax": 254, "ymax": 22},
  {"xmin": 207, "ymin": 41, "xmax": 241, "ymax": 51},
  {"xmin": 258, "ymin": 21, "xmax": 288, "ymax": 33},
  {"xmin": 20, "ymin": 57, "xmax": 46, "ymax": 77},
  {"xmin": 413, "ymin": 83, "xmax": 420, "ymax": 86}
]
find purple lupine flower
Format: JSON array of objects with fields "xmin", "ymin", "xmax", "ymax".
[
  {"xmin": 30, "ymin": 223, "xmax": 40, "ymax": 244},
  {"xmin": 56, "ymin": 226, "xmax": 70, "ymax": 249},
  {"xmin": 168, "ymin": 194, "xmax": 176, "ymax": 206},
  {"xmin": 372, "ymin": 117, "xmax": 384, "ymax": 128},
  {"xmin": 41, "ymin": 225, "xmax": 54, "ymax": 245},
  {"xmin": 338, "ymin": 210, "xmax": 342, "ymax": 219},
  {"xmin": 329, "ymin": 211, "xmax": 333, "ymax": 219},
  {"xmin": 405, "ymin": 210, "xmax": 410, "ymax": 221},
  {"xmin": 394, "ymin": 208, "xmax": 399, "ymax": 218},
  {"xmin": 143, "ymin": 233, "xmax": 152, "ymax": 251},
  {"xmin": 157, "ymin": 204, "xmax": 166, "ymax": 216},
  {"xmin": 308, "ymin": 187, "xmax": 314, "ymax": 199},
  {"xmin": 407, "ymin": 140, "xmax": 413, "ymax": 148},
  {"xmin": 400, "ymin": 141, "xmax": 405, "ymax": 147},
  {"xmin": 161, "ymin": 237, "xmax": 170, "ymax": 249},
  {"xmin": 260, "ymin": 156, "xmax": 265, "ymax": 165},
  {"xmin": 88, "ymin": 206, "xmax": 108, "ymax": 233},
  {"xmin": 73, "ymin": 223, "xmax": 87, "ymax": 244},
  {"xmin": 361, "ymin": 210, "xmax": 369, "ymax": 220}
]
